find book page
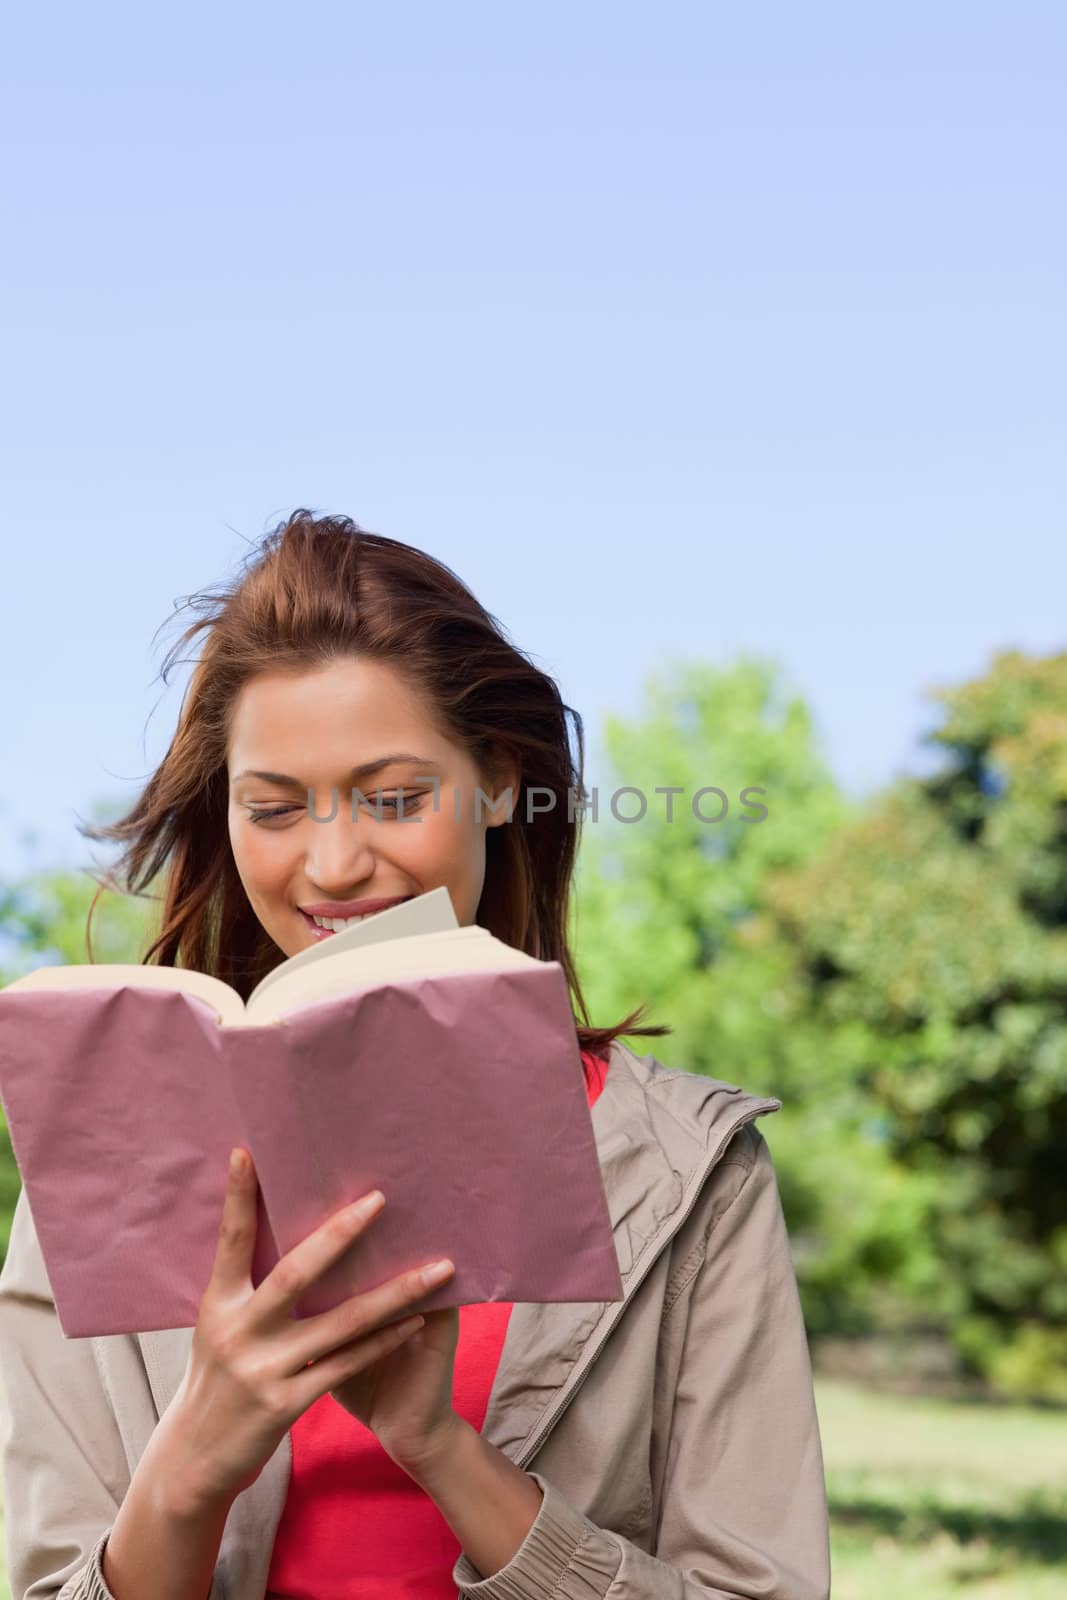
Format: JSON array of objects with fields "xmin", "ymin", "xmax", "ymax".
[
  {"xmin": 246, "ymin": 925, "xmax": 539, "ymax": 1024},
  {"xmin": 0, "ymin": 885, "xmax": 467, "ymax": 1032},
  {"xmin": 245, "ymin": 885, "xmax": 459, "ymax": 1011},
  {"xmin": 0, "ymin": 963, "xmax": 246, "ymax": 1026}
]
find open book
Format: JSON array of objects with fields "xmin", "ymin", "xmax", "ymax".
[{"xmin": 0, "ymin": 889, "xmax": 623, "ymax": 1338}]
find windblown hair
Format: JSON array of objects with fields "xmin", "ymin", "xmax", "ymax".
[{"xmin": 80, "ymin": 509, "xmax": 668, "ymax": 1055}]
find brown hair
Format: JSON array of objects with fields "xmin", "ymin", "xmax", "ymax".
[{"xmin": 80, "ymin": 510, "xmax": 669, "ymax": 1056}]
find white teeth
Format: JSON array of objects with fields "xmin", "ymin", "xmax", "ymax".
[{"xmin": 310, "ymin": 913, "xmax": 370, "ymax": 930}]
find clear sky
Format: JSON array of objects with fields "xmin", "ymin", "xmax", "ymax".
[{"xmin": 1, "ymin": 2, "xmax": 1064, "ymax": 882}]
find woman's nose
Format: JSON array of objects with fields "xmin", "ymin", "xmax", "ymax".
[{"xmin": 304, "ymin": 790, "xmax": 378, "ymax": 884}]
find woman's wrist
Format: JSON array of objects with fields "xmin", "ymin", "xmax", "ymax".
[
  {"xmin": 102, "ymin": 1424, "xmax": 236, "ymax": 1600},
  {"xmin": 147, "ymin": 1402, "xmax": 243, "ymax": 1523}
]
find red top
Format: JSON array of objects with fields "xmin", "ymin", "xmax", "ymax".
[{"xmin": 265, "ymin": 1047, "xmax": 611, "ymax": 1598}]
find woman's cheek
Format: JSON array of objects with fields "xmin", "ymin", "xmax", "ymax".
[{"xmin": 238, "ymin": 823, "xmax": 291, "ymax": 898}]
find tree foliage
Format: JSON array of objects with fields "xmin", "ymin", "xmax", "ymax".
[
  {"xmin": 766, "ymin": 651, "xmax": 1067, "ymax": 1399},
  {"xmin": 573, "ymin": 650, "xmax": 1067, "ymax": 1401}
]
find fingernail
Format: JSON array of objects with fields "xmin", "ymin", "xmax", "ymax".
[
  {"xmin": 230, "ymin": 1148, "xmax": 248, "ymax": 1178},
  {"xmin": 352, "ymin": 1190, "xmax": 384, "ymax": 1220},
  {"xmin": 421, "ymin": 1258, "xmax": 454, "ymax": 1287}
]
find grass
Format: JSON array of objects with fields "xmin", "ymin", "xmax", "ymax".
[
  {"xmin": 818, "ymin": 1376, "xmax": 1067, "ymax": 1597},
  {"xmin": 0, "ymin": 1377, "xmax": 1064, "ymax": 1596}
]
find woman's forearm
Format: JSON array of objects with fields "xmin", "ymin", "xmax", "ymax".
[
  {"xmin": 403, "ymin": 1416, "xmax": 544, "ymax": 1579},
  {"xmin": 100, "ymin": 1425, "xmax": 234, "ymax": 1600}
]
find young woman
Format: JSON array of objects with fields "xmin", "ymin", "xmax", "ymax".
[{"xmin": 0, "ymin": 512, "xmax": 830, "ymax": 1600}]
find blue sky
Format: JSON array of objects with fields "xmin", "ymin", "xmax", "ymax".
[{"xmin": 1, "ymin": 2, "xmax": 1064, "ymax": 882}]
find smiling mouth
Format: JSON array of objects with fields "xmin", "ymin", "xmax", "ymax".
[{"xmin": 298, "ymin": 903, "xmax": 411, "ymax": 934}]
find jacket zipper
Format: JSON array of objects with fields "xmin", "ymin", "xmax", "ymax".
[{"xmin": 513, "ymin": 1097, "xmax": 782, "ymax": 1469}]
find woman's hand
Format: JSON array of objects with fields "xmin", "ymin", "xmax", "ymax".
[
  {"xmin": 157, "ymin": 1146, "xmax": 458, "ymax": 1515},
  {"xmin": 328, "ymin": 1298, "xmax": 461, "ymax": 1474}
]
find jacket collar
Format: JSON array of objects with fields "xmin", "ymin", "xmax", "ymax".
[
  {"xmin": 479, "ymin": 1040, "xmax": 781, "ymax": 1465},
  {"xmin": 137, "ymin": 1041, "xmax": 780, "ymax": 1549}
]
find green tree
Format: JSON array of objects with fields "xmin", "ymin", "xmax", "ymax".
[
  {"xmin": 765, "ymin": 650, "xmax": 1067, "ymax": 1400},
  {"xmin": 571, "ymin": 655, "xmax": 944, "ymax": 1349}
]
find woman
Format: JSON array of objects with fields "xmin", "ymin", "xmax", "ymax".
[{"xmin": 0, "ymin": 512, "xmax": 830, "ymax": 1599}]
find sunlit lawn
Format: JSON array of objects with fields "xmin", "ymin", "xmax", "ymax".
[
  {"xmin": 818, "ymin": 1375, "xmax": 1067, "ymax": 1598},
  {"xmin": 0, "ymin": 1376, "xmax": 1064, "ymax": 1597}
]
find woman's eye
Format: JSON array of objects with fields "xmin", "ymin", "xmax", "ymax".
[
  {"xmin": 371, "ymin": 791, "xmax": 427, "ymax": 815},
  {"xmin": 245, "ymin": 792, "xmax": 427, "ymax": 825},
  {"xmin": 247, "ymin": 805, "xmax": 301, "ymax": 824}
]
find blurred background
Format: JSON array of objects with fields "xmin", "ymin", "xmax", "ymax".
[{"xmin": 2, "ymin": 4, "xmax": 1066, "ymax": 1595}]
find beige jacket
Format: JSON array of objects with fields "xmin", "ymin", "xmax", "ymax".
[{"xmin": 0, "ymin": 1039, "xmax": 830, "ymax": 1599}]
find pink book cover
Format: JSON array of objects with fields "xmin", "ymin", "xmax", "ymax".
[{"xmin": 0, "ymin": 961, "xmax": 624, "ymax": 1338}]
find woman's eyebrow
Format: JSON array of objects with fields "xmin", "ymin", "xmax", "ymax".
[{"xmin": 230, "ymin": 753, "xmax": 436, "ymax": 789}]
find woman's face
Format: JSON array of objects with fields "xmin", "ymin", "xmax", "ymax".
[{"xmin": 226, "ymin": 656, "xmax": 517, "ymax": 958}]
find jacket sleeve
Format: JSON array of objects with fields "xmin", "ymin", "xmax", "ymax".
[
  {"xmin": 0, "ymin": 1185, "xmax": 133, "ymax": 1599},
  {"xmin": 451, "ymin": 1125, "xmax": 831, "ymax": 1600},
  {"xmin": 0, "ymin": 1186, "xmax": 220, "ymax": 1600}
]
